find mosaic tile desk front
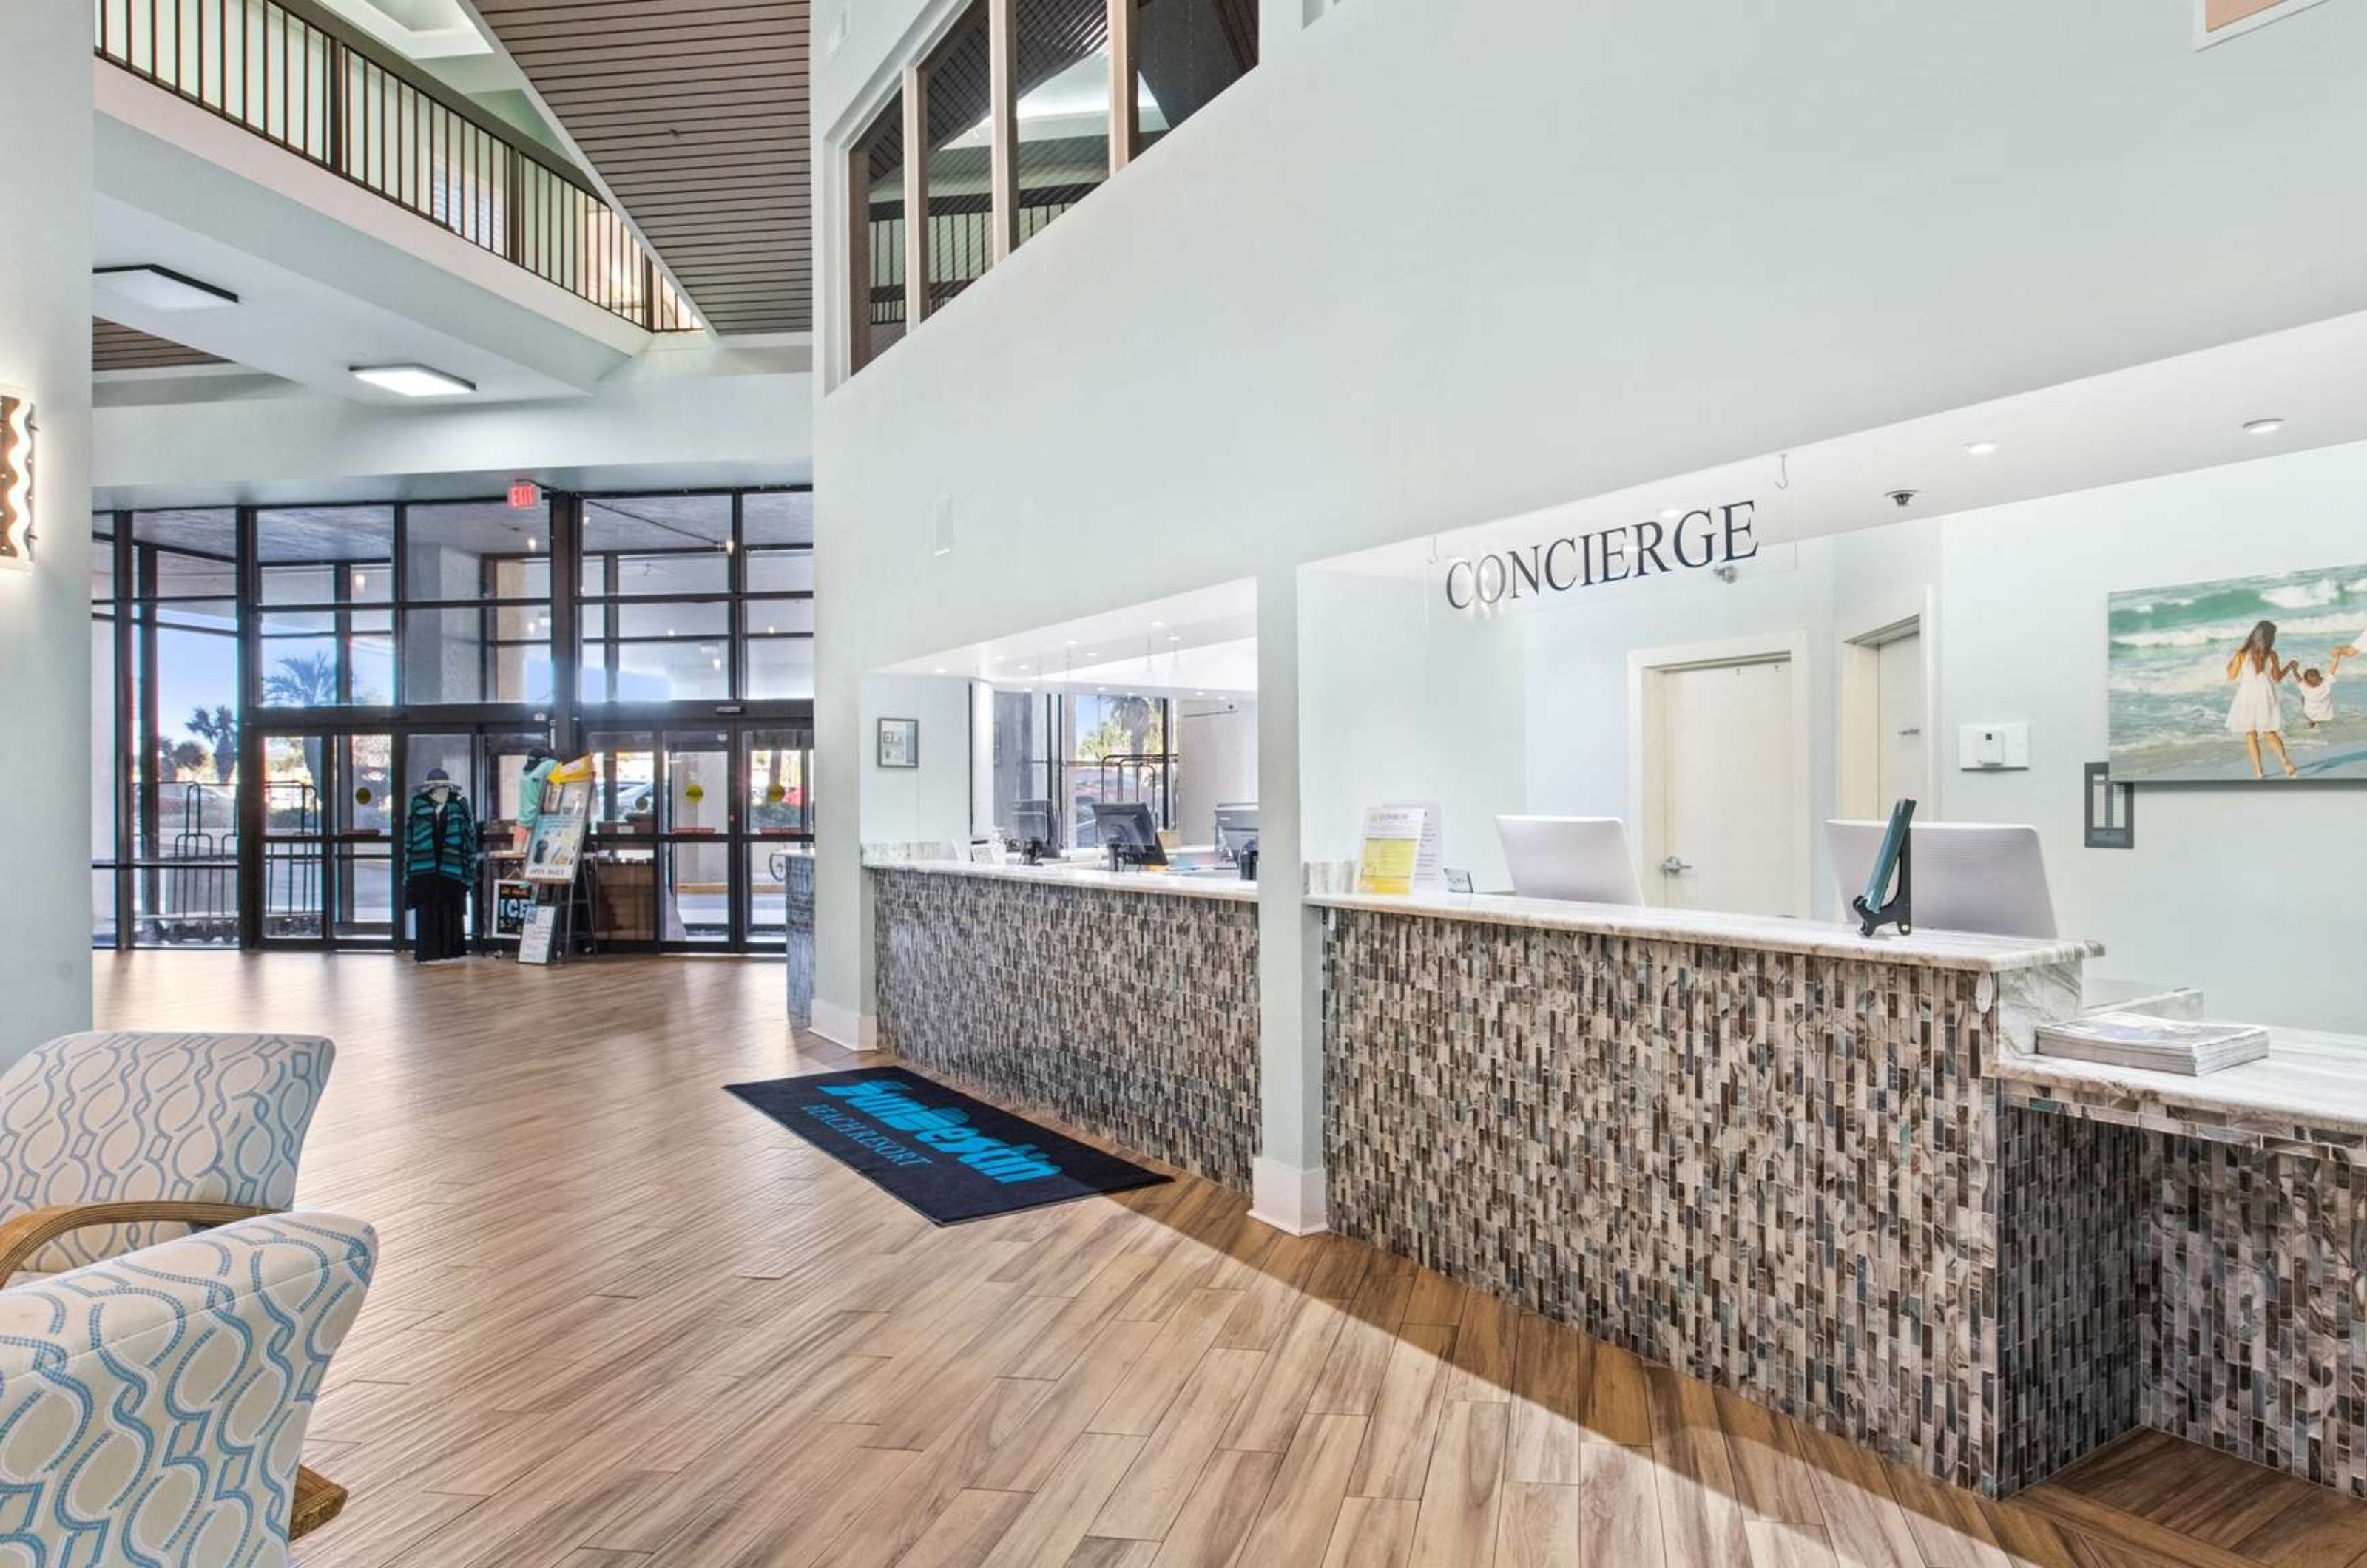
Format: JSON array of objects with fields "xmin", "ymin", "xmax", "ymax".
[
  {"xmin": 871, "ymin": 867, "xmax": 1260, "ymax": 1191},
  {"xmin": 1326, "ymin": 914, "xmax": 2168, "ymax": 1506}
]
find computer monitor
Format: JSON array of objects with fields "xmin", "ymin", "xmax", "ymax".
[
  {"xmin": 1495, "ymin": 816, "xmax": 1644, "ymax": 905},
  {"xmin": 1007, "ymin": 799, "xmax": 1053, "ymax": 850},
  {"xmin": 1213, "ymin": 804, "xmax": 1259, "ymax": 860},
  {"xmin": 1093, "ymin": 801, "xmax": 1167, "ymax": 866},
  {"xmin": 1825, "ymin": 820, "xmax": 2057, "ymax": 939}
]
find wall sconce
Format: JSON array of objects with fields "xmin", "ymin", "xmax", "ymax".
[{"xmin": 0, "ymin": 387, "xmax": 33, "ymax": 572}]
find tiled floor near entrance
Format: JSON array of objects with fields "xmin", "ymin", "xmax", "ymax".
[{"xmin": 96, "ymin": 952, "xmax": 2367, "ymax": 1567}]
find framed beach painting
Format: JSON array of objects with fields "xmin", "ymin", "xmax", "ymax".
[
  {"xmin": 2108, "ymin": 563, "xmax": 2367, "ymax": 783},
  {"xmin": 2195, "ymin": 0, "xmax": 2333, "ymax": 47}
]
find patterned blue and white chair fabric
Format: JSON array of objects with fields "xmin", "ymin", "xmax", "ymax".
[
  {"xmin": 0, "ymin": 1212, "xmax": 375, "ymax": 1567},
  {"xmin": 0, "ymin": 1031, "xmax": 334, "ymax": 1283}
]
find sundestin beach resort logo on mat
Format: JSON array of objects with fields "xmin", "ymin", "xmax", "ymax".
[
  {"xmin": 724, "ymin": 1067, "xmax": 1168, "ymax": 1224},
  {"xmin": 804, "ymin": 1077, "xmax": 1061, "ymax": 1183}
]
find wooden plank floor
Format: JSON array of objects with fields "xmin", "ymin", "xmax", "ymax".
[{"xmin": 93, "ymin": 950, "xmax": 2367, "ymax": 1568}]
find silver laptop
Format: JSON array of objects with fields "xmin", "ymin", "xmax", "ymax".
[
  {"xmin": 1495, "ymin": 816, "xmax": 1644, "ymax": 905},
  {"xmin": 1825, "ymin": 820, "xmax": 2056, "ymax": 939}
]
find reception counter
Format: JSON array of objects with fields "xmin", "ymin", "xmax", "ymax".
[
  {"xmin": 867, "ymin": 859, "xmax": 1260, "ymax": 1190},
  {"xmin": 1997, "ymin": 1028, "xmax": 2367, "ymax": 1498},
  {"xmin": 1310, "ymin": 888, "xmax": 2106, "ymax": 1496}
]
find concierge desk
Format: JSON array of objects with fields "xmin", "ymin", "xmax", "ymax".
[
  {"xmin": 868, "ymin": 859, "xmax": 1260, "ymax": 1191},
  {"xmin": 1311, "ymin": 888, "xmax": 2123, "ymax": 1498}
]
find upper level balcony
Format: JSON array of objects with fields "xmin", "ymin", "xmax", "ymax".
[{"xmin": 94, "ymin": 0, "xmax": 698, "ymax": 337}]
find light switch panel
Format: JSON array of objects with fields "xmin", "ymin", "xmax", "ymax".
[{"xmin": 1959, "ymin": 723, "xmax": 2030, "ymax": 771}]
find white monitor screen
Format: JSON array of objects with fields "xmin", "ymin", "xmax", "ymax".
[
  {"xmin": 1826, "ymin": 820, "xmax": 2057, "ymax": 939},
  {"xmin": 1496, "ymin": 816, "xmax": 1644, "ymax": 905}
]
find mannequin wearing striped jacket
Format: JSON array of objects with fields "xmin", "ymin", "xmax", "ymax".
[{"xmin": 403, "ymin": 769, "xmax": 477, "ymax": 962}]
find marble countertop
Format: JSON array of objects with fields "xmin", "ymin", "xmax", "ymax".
[
  {"xmin": 868, "ymin": 858, "xmax": 1261, "ymax": 904},
  {"xmin": 1998, "ymin": 1026, "xmax": 2367, "ymax": 1142},
  {"xmin": 1305, "ymin": 890, "xmax": 2100, "ymax": 973}
]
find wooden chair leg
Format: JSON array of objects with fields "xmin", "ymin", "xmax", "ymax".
[{"xmin": 291, "ymin": 1464, "xmax": 348, "ymax": 1541}]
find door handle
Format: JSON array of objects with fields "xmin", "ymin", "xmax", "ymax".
[{"xmin": 1660, "ymin": 855, "xmax": 1692, "ymax": 875}]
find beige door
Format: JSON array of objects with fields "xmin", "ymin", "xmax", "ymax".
[
  {"xmin": 1876, "ymin": 630, "xmax": 1925, "ymax": 810},
  {"xmin": 1649, "ymin": 657, "xmax": 1797, "ymax": 915}
]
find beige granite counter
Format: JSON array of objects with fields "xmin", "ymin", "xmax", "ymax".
[
  {"xmin": 1998, "ymin": 1025, "xmax": 2367, "ymax": 1148},
  {"xmin": 1305, "ymin": 888, "xmax": 2099, "ymax": 973},
  {"xmin": 867, "ymin": 856, "xmax": 1260, "ymax": 903}
]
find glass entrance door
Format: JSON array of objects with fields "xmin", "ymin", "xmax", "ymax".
[
  {"xmin": 663, "ymin": 729, "xmax": 734, "ymax": 945},
  {"xmin": 257, "ymin": 730, "xmax": 394, "ymax": 947},
  {"xmin": 575, "ymin": 721, "xmax": 807, "ymax": 952},
  {"xmin": 743, "ymin": 725, "xmax": 813, "ymax": 948}
]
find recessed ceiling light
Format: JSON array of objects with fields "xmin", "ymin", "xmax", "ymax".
[
  {"xmin": 94, "ymin": 264, "xmax": 239, "ymax": 311},
  {"xmin": 1086, "ymin": 651, "xmax": 1098, "ymax": 658},
  {"xmin": 2243, "ymin": 417, "xmax": 2285, "ymax": 436},
  {"xmin": 933, "ymin": 666, "xmax": 947, "ymax": 674},
  {"xmin": 1963, "ymin": 439, "xmax": 1999, "ymax": 456},
  {"xmin": 1166, "ymin": 634, "xmax": 1181, "ymax": 643},
  {"xmin": 351, "ymin": 363, "xmax": 475, "ymax": 398},
  {"xmin": 1150, "ymin": 620, "xmax": 1166, "ymax": 629},
  {"xmin": 1659, "ymin": 507, "xmax": 1681, "ymax": 521}
]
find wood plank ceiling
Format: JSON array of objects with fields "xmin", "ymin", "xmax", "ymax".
[
  {"xmin": 469, "ymin": 0, "xmax": 811, "ymax": 337},
  {"xmin": 92, "ymin": 320, "xmax": 226, "ymax": 372}
]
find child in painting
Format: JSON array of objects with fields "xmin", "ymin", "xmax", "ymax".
[
  {"xmin": 2225, "ymin": 619, "xmax": 2297, "ymax": 778},
  {"xmin": 2300, "ymin": 646, "xmax": 2353, "ymax": 726}
]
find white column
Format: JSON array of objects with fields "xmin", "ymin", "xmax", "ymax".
[
  {"xmin": 810, "ymin": 493, "xmax": 872, "ymax": 1049},
  {"xmin": 0, "ymin": 1, "xmax": 94, "ymax": 1069},
  {"xmin": 1252, "ymin": 564, "xmax": 1327, "ymax": 1233}
]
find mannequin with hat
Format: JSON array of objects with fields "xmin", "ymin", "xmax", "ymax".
[{"xmin": 403, "ymin": 766, "xmax": 478, "ymax": 962}]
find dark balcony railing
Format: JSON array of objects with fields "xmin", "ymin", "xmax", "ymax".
[
  {"xmin": 95, "ymin": 0, "xmax": 700, "ymax": 333},
  {"xmin": 865, "ymin": 190, "xmax": 1087, "ymax": 327}
]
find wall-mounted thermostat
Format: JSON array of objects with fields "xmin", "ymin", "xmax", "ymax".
[{"xmin": 1959, "ymin": 723, "xmax": 2030, "ymax": 771}]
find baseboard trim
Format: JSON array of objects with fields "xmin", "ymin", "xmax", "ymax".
[
  {"xmin": 809, "ymin": 998, "xmax": 877, "ymax": 1052},
  {"xmin": 1248, "ymin": 1156, "xmax": 1329, "ymax": 1235}
]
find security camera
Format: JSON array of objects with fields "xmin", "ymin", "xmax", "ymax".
[{"xmin": 1885, "ymin": 489, "xmax": 1918, "ymax": 509}]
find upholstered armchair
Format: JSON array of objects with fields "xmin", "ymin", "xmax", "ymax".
[
  {"xmin": 0, "ymin": 1029, "xmax": 347, "ymax": 1536},
  {"xmin": 0, "ymin": 1212, "xmax": 376, "ymax": 1567},
  {"xmin": 0, "ymin": 1030, "xmax": 334, "ymax": 1283}
]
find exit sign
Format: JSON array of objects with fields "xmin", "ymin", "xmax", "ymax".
[{"xmin": 508, "ymin": 481, "xmax": 541, "ymax": 510}]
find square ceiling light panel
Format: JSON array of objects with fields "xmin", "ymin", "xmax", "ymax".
[
  {"xmin": 350, "ymin": 364, "xmax": 477, "ymax": 398},
  {"xmin": 93, "ymin": 265, "xmax": 240, "ymax": 311}
]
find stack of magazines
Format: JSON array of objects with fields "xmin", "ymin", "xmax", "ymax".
[{"xmin": 2035, "ymin": 1013, "xmax": 2269, "ymax": 1076}]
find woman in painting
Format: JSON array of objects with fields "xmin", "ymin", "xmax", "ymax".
[{"xmin": 2226, "ymin": 618, "xmax": 2297, "ymax": 778}]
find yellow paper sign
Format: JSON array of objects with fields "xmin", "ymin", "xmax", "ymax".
[{"xmin": 1357, "ymin": 805, "xmax": 1429, "ymax": 896}]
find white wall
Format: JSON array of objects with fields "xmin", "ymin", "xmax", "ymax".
[
  {"xmin": 814, "ymin": 0, "xmax": 2367, "ymax": 1033},
  {"xmin": 1299, "ymin": 570, "xmax": 1529, "ymax": 891},
  {"xmin": 1302, "ymin": 445, "xmax": 2367, "ymax": 1033},
  {"xmin": 0, "ymin": 4, "xmax": 95, "ymax": 1066},
  {"xmin": 1175, "ymin": 700, "xmax": 1257, "ymax": 848},
  {"xmin": 1941, "ymin": 442, "xmax": 2367, "ymax": 1032},
  {"xmin": 859, "ymin": 675, "xmax": 977, "ymax": 851},
  {"xmin": 1516, "ymin": 522, "xmax": 1943, "ymax": 918}
]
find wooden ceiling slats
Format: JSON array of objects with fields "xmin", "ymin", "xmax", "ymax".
[
  {"xmin": 92, "ymin": 320, "xmax": 226, "ymax": 372},
  {"xmin": 472, "ymin": 0, "xmax": 811, "ymax": 333}
]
